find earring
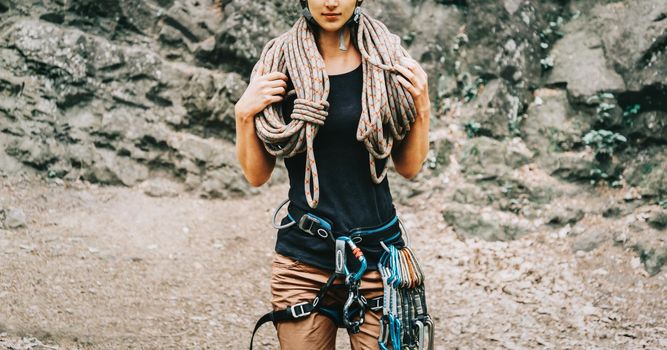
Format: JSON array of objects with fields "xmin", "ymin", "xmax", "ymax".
[
  {"xmin": 352, "ymin": 7, "xmax": 362, "ymax": 24},
  {"xmin": 338, "ymin": 27, "xmax": 347, "ymax": 51}
]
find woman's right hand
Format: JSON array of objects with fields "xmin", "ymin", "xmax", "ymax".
[{"xmin": 234, "ymin": 69, "xmax": 289, "ymax": 123}]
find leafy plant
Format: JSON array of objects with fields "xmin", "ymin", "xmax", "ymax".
[
  {"xmin": 540, "ymin": 55, "xmax": 554, "ymax": 71},
  {"xmin": 462, "ymin": 77, "xmax": 485, "ymax": 103},
  {"xmin": 583, "ymin": 129, "xmax": 627, "ymax": 158},
  {"xmin": 588, "ymin": 167, "xmax": 608, "ymax": 185},
  {"xmin": 464, "ymin": 120, "xmax": 481, "ymax": 138},
  {"xmin": 585, "ymin": 92, "xmax": 615, "ymax": 104},
  {"xmin": 538, "ymin": 15, "xmax": 564, "ymax": 73},
  {"xmin": 595, "ymin": 102, "xmax": 616, "ymax": 123},
  {"xmin": 622, "ymin": 104, "xmax": 641, "ymax": 127},
  {"xmin": 538, "ymin": 16, "xmax": 565, "ymax": 44},
  {"xmin": 583, "ymin": 129, "xmax": 627, "ymax": 186},
  {"xmin": 659, "ymin": 200, "xmax": 667, "ymax": 210},
  {"xmin": 584, "ymin": 92, "xmax": 618, "ymax": 124}
]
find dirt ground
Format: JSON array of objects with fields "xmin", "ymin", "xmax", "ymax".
[{"xmin": 1, "ymin": 173, "xmax": 666, "ymax": 349}]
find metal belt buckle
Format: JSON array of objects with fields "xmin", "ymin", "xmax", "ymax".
[
  {"xmin": 290, "ymin": 302, "xmax": 311, "ymax": 318},
  {"xmin": 298, "ymin": 214, "xmax": 330, "ymax": 238},
  {"xmin": 368, "ymin": 297, "xmax": 383, "ymax": 311}
]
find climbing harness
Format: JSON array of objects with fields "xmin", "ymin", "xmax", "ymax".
[
  {"xmin": 251, "ymin": 7, "xmax": 417, "ymax": 209},
  {"xmin": 249, "ymin": 203, "xmax": 376, "ymax": 350},
  {"xmin": 249, "ymin": 199, "xmax": 435, "ymax": 350}
]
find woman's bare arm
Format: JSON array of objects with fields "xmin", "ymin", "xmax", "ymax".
[
  {"xmin": 391, "ymin": 57, "xmax": 432, "ymax": 180},
  {"xmin": 235, "ymin": 109, "xmax": 277, "ymax": 187},
  {"xmin": 234, "ymin": 71, "xmax": 288, "ymax": 187},
  {"xmin": 391, "ymin": 109, "xmax": 430, "ymax": 180}
]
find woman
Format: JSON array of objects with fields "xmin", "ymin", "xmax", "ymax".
[{"xmin": 235, "ymin": 0, "xmax": 431, "ymax": 348}]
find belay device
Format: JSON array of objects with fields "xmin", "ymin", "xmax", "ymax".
[{"xmin": 249, "ymin": 198, "xmax": 435, "ymax": 349}]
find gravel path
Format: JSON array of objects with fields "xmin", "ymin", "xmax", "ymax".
[{"xmin": 1, "ymin": 174, "xmax": 665, "ymax": 349}]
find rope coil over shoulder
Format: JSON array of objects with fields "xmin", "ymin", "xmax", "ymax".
[{"xmin": 251, "ymin": 9, "xmax": 417, "ymax": 209}]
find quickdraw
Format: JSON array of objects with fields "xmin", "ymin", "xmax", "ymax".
[{"xmin": 377, "ymin": 243, "xmax": 434, "ymax": 350}]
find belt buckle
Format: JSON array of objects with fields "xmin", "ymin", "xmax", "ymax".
[
  {"xmin": 290, "ymin": 302, "xmax": 311, "ymax": 318},
  {"xmin": 298, "ymin": 214, "xmax": 330, "ymax": 239},
  {"xmin": 298, "ymin": 214, "xmax": 318, "ymax": 236},
  {"xmin": 367, "ymin": 296, "xmax": 383, "ymax": 311}
]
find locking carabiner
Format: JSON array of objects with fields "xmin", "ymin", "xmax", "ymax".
[
  {"xmin": 335, "ymin": 236, "xmax": 367, "ymax": 282},
  {"xmin": 342, "ymin": 279, "xmax": 366, "ymax": 333}
]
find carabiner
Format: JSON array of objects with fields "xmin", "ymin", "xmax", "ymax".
[
  {"xmin": 414, "ymin": 320, "xmax": 425, "ymax": 350},
  {"xmin": 378, "ymin": 315, "xmax": 391, "ymax": 350},
  {"xmin": 342, "ymin": 282, "xmax": 366, "ymax": 333},
  {"xmin": 336, "ymin": 236, "xmax": 367, "ymax": 282},
  {"xmin": 423, "ymin": 316, "xmax": 435, "ymax": 350},
  {"xmin": 389, "ymin": 314, "xmax": 401, "ymax": 349}
]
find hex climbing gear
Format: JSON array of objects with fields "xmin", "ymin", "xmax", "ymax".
[{"xmin": 249, "ymin": 199, "xmax": 434, "ymax": 349}]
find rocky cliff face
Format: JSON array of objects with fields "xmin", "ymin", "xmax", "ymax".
[{"xmin": 1, "ymin": 0, "xmax": 665, "ymax": 273}]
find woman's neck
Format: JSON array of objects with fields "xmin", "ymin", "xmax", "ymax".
[{"xmin": 317, "ymin": 27, "xmax": 361, "ymax": 75}]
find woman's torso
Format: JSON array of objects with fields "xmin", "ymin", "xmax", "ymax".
[{"xmin": 274, "ymin": 62, "xmax": 397, "ymax": 270}]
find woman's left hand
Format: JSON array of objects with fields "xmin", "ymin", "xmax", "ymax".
[{"xmin": 394, "ymin": 57, "xmax": 431, "ymax": 117}]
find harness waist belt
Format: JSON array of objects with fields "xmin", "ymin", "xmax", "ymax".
[{"xmin": 286, "ymin": 204, "xmax": 403, "ymax": 246}]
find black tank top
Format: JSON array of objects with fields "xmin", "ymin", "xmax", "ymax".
[{"xmin": 274, "ymin": 62, "xmax": 397, "ymax": 270}]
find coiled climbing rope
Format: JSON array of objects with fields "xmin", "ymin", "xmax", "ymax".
[{"xmin": 251, "ymin": 9, "xmax": 417, "ymax": 209}]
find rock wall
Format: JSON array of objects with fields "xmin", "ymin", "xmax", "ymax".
[
  {"xmin": 0, "ymin": 0, "xmax": 665, "ymax": 273},
  {"xmin": 1, "ymin": 0, "xmax": 259, "ymax": 199}
]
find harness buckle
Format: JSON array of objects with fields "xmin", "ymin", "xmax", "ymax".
[
  {"xmin": 298, "ymin": 214, "xmax": 331, "ymax": 239},
  {"xmin": 367, "ymin": 296, "xmax": 383, "ymax": 312},
  {"xmin": 290, "ymin": 302, "xmax": 311, "ymax": 318}
]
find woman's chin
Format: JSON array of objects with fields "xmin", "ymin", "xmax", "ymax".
[{"xmin": 315, "ymin": 21, "xmax": 344, "ymax": 33}]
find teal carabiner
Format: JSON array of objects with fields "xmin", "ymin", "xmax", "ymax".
[
  {"xmin": 378, "ymin": 315, "xmax": 391, "ymax": 350},
  {"xmin": 389, "ymin": 314, "xmax": 402, "ymax": 349},
  {"xmin": 335, "ymin": 236, "xmax": 367, "ymax": 282}
]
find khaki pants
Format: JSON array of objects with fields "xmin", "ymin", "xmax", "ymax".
[{"xmin": 270, "ymin": 253, "xmax": 386, "ymax": 350}]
